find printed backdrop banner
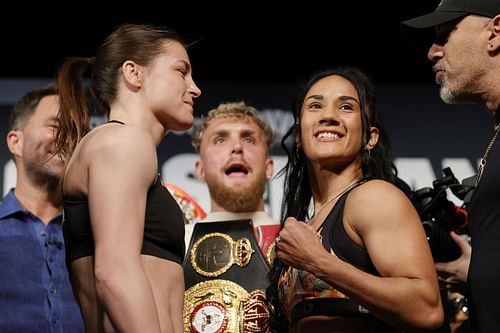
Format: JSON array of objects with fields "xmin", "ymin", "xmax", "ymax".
[{"xmin": 0, "ymin": 79, "xmax": 492, "ymax": 221}]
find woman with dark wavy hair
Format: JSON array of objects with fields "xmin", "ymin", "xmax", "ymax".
[{"xmin": 267, "ymin": 67, "xmax": 443, "ymax": 332}]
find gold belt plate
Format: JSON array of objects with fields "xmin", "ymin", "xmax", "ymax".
[
  {"xmin": 184, "ymin": 279, "xmax": 270, "ymax": 333},
  {"xmin": 190, "ymin": 232, "xmax": 254, "ymax": 277}
]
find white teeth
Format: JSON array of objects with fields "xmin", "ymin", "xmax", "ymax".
[{"xmin": 317, "ymin": 132, "xmax": 338, "ymax": 139}]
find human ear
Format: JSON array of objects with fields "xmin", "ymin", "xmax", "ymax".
[
  {"xmin": 121, "ymin": 60, "xmax": 142, "ymax": 89},
  {"xmin": 487, "ymin": 15, "xmax": 500, "ymax": 52},
  {"xmin": 194, "ymin": 159, "xmax": 206, "ymax": 182},
  {"xmin": 6, "ymin": 130, "xmax": 22, "ymax": 158},
  {"xmin": 365, "ymin": 126, "xmax": 379, "ymax": 150},
  {"xmin": 265, "ymin": 158, "xmax": 274, "ymax": 180}
]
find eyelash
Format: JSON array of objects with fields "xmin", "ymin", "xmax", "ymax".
[
  {"xmin": 340, "ymin": 104, "xmax": 354, "ymax": 111},
  {"xmin": 307, "ymin": 103, "xmax": 322, "ymax": 109},
  {"xmin": 213, "ymin": 137, "xmax": 255, "ymax": 144},
  {"xmin": 306, "ymin": 103, "xmax": 354, "ymax": 111}
]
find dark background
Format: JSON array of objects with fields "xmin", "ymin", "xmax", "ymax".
[
  {"xmin": 0, "ymin": 2, "xmax": 439, "ymax": 84},
  {"xmin": 0, "ymin": 1, "xmax": 493, "ymax": 212}
]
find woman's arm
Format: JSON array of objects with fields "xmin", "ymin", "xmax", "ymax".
[
  {"xmin": 277, "ymin": 180, "xmax": 443, "ymax": 331},
  {"xmin": 88, "ymin": 126, "xmax": 161, "ymax": 333}
]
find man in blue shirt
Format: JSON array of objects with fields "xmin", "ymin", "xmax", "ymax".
[{"xmin": 0, "ymin": 84, "xmax": 84, "ymax": 333}]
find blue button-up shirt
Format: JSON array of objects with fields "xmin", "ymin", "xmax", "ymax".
[{"xmin": 0, "ymin": 190, "xmax": 84, "ymax": 333}]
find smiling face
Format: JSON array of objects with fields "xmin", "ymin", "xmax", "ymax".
[
  {"xmin": 142, "ymin": 40, "xmax": 201, "ymax": 131},
  {"xmin": 195, "ymin": 116, "xmax": 274, "ymax": 212},
  {"xmin": 298, "ymin": 74, "xmax": 372, "ymax": 170},
  {"xmin": 10, "ymin": 94, "xmax": 65, "ymax": 187}
]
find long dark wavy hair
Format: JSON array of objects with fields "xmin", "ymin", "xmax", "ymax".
[{"xmin": 266, "ymin": 66, "xmax": 405, "ymax": 332}]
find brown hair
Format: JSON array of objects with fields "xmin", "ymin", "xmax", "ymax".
[
  {"xmin": 9, "ymin": 83, "xmax": 58, "ymax": 131},
  {"xmin": 55, "ymin": 23, "xmax": 185, "ymax": 159}
]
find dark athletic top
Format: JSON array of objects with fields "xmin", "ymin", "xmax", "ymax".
[
  {"xmin": 279, "ymin": 181, "xmax": 398, "ymax": 332},
  {"xmin": 63, "ymin": 175, "xmax": 185, "ymax": 265},
  {"xmin": 467, "ymin": 114, "xmax": 500, "ymax": 333},
  {"xmin": 321, "ymin": 182, "xmax": 378, "ymax": 276}
]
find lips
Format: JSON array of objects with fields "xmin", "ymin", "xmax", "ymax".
[
  {"xmin": 435, "ymin": 70, "xmax": 444, "ymax": 84},
  {"xmin": 314, "ymin": 129, "xmax": 344, "ymax": 140},
  {"xmin": 432, "ymin": 64, "xmax": 445, "ymax": 83},
  {"xmin": 224, "ymin": 162, "xmax": 249, "ymax": 176}
]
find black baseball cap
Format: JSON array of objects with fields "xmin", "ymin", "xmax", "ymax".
[{"xmin": 401, "ymin": 0, "xmax": 499, "ymax": 46}]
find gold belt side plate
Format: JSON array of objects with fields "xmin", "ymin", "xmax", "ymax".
[{"xmin": 190, "ymin": 232, "xmax": 254, "ymax": 277}]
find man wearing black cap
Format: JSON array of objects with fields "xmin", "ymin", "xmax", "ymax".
[{"xmin": 402, "ymin": 1, "xmax": 500, "ymax": 332}]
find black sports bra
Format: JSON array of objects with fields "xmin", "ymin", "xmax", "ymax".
[
  {"xmin": 281, "ymin": 181, "xmax": 389, "ymax": 327},
  {"xmin": 63, "ymin": 175, "xmax": 185, "ymax": 265},
  {"xmin": 321, "ymin": 182, "xmax": 379, "ymax": 275}
]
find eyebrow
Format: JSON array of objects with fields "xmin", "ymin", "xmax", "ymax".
[
  {"xmin": 305, "ymin": 94, "xmax": 360, "ymax": 105},
  {"xmin": 210, "ymin": 128, "xmax": 258, "ymax": 138},
  {"xmin": 338, "ymin": 95, "xmax": 360, "ymax": 105},
  {"xmin": 239, "ymin": 129, "xmax": 258, "ymax": 137},
  {"xmin": 305, "ymin": 94, "xmax": 323, "ymax": 102}
]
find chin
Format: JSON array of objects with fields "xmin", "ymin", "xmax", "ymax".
[
  {"xmin": 225, "ymin": 176, "xmax": 251, "ymax": 185},
  {"xmin": 171, "ymin": 120, "xmax": 194, "ymax": 132},
  {"xmin": 47, "ymin": 158, "xmax": 65, "ymax": 171}
]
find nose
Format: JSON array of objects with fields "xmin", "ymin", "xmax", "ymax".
[
  {"xmin": 427, "ymin": 43, "xmax": 444, "ymax": 62},
  {"xmin": 319, "ymin": 107, "xmax": 340, "ymax": 125},
  {"xmin": 231, "ymin": 141, "xmax": 243, "ymax": 154},
  {"xmin": 189, "ymin": 78, "xmax": 202, "ymax": 98}
]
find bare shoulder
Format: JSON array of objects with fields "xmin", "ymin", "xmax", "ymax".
[
  {"xmin": 346, "ymin": 179, "xmax": 417, "ymax": 227},
  {"xmin": 80, "ymin": 125, "xmax": 155, "ymax": 161},
  {"xmin": 88, "ymin": 124, "xmax": 154, "ymax": 150},
  {"xmin": 349, "ymin": 179, "xmax": 410, "ymax": 204},
  {"xmin": 64, "ymin": 124, "xmax": 160, "ymax": 198},
  {"xmin": 83, "ymin": 125, "xmax": 157, "ymax": 181}
]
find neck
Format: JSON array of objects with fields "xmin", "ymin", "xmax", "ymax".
[
  {"xmin": 14, "ymin": 175, "xmax": 62, "ymax": 225},
  {"xmin": 312, "ymin": 178, "xmax": 362, "ymax": 217},
  {"xmin": 310, "ymin": 162, "xmax": 363, "ymax": 204},
  {"xmin": 307, "ymin": 177, "xmax": 363, "ymax": 230},
  {"xmin": 108, "ymin": 106, "xmax": 166, "ymax": 147}
]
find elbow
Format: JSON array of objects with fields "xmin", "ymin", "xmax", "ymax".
[
  {"xmin": 410, "ymin": 302, "xmax": 444, "ymax": 331},
  {"xmin": 93, "ymin": 253, "xmax": 141, "ymax": 299},
  {"xmin": 399, "ymin": 288, "xmax": 444, "ymax": 331},
  {"xmin": 406, "ymin": 279, "xmax": 445, "ymax": 330},
  {"xmin": 422, "ymin": 306, "xmax": 444, "ymax": 330},
  {"xmin": 94, "ymin": 257, "xmax": 128, "ymax": 300},
  {"xmin": 94, "ymin": 263, "xmax": 115, "ymax": 297},
  {"xmin": 422, "ymin": 287, "xmax": 445, "ymax": 330}
]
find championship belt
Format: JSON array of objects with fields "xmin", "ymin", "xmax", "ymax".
[
  {"xmin": 183, "ymin": 220, "xmax": 272, "ymax": 332},
  {"xmin": 190, "ymin": 232, "xmax": 253, "ymax": 277},
  {"xmin": 184, "ymin": 280, "xmax": 270, "ymax": 333}
]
